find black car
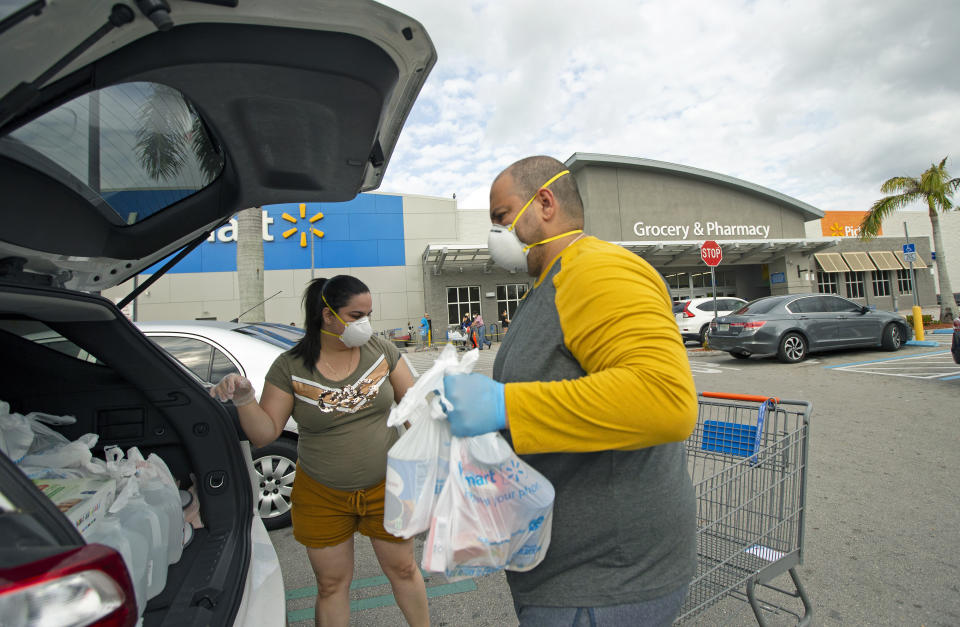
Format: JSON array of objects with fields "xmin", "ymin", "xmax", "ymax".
[
  {"xmin": 0, "ymin": 1, "xmax": 435, "ymax": 624},
  {"xmin": 707, "ymin": 293, "xmax": 911, "ymax": 363}
]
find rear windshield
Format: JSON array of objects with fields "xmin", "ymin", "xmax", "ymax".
[
  {"xmin": 733, "ymin": 298, "xmax": 781, "ymax": 315},
  {"xmin": 234, "ymin": 323, "xmax": 305, "ymax": 349},
  {"xmin": 2, "ymin": 82, "xmax": 223, "ymax": 225}
]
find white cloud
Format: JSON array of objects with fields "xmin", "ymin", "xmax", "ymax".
[{"xmin": 380, "ymin": 0, "xmax": 960, "ymax": 216}]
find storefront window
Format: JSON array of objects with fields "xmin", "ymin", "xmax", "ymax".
[
  {"xmin": 817, "ymin": 270, "xmax": 838, "ymax": 294},
  {"xmin": 844, "ymin": 272, "xmax": 865, "ymax": 299},
  {"xmin": 896, "ymin": 269, "xmax": 912, "ymax": 293},
  {"xmin": 447, "ymin": 286, "xmax": 480, "ymax": 325},
  {"xmin": 872, "ymin": 271, "xmax": 891, "ymax": 297},
  {"xmin": 496, "ymin": 283, "xmax": 528, "ymax": 319}
]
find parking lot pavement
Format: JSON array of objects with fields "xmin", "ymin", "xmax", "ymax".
[
  {"xmin": 271, "ymin": 340, "xmax": 960, "ymax": 626},
  {"xmin": 825, "ymin": 348, "xmax": 960, "ymax": 381}
]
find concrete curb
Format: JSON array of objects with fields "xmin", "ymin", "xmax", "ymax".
[{"xmin": 905, "ymin": 340, "xmax": 941, "ymax": 347}]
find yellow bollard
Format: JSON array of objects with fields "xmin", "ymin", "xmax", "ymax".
[{"xmin": 911, "ymin": 305, "xmax": 925, "ymax": 341}]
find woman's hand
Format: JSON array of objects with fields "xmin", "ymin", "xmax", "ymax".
[{"xmin": 210, "ymin": 373, "xmax": 257, "ymax": 406}]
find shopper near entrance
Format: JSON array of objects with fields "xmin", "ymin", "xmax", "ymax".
[
  {"xmin": 500, "ymin": 309, "xmax": 510, "ymax": 334},
  {"xmin": 473, "ymin": 312, "xmax": 492, "ymax": 349},
  {"xmin": 443, "ymin": 156, "xmax": 698, "ymax": 625},
  {"xmin": 210, "ymin": 275, "xmax": 429, "ymax": 627},
  {"xmin": 417, "ymin": 312, "xmax": 430, "ymax": 351}
]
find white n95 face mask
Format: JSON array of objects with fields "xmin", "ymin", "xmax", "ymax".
[
  {"xmin": 340, "ymin": 316, "xmax": 373, "ymax": 347},
  {"xmin": 488, "ymin": 224, "xmax": 529, "ymax": 273}
]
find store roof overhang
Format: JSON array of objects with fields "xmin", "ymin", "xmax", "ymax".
[
  {"xmin": 422, "ymin": 238, "xmax": 842, "ymax": 273},
  {"xmin": 565, "ymin": 153, "xmax": 824, "ymax": 222}
]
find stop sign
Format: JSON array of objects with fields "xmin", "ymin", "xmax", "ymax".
[{"xmin": 701, "ymin": 240, "xmax": 722, "ymax": 266}]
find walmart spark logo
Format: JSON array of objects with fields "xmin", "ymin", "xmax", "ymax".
[
  {"xmin": 282, "ymin": 203, "xmax": 324, "ymax": 247},
  {"xmin": 830, "ymin": 222, "xmax": 844, "ymax": 236},
  {"xmin": 504, "ymin": 459, "xmax": 524, "ymax": 482}
]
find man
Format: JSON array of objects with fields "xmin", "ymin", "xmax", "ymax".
[
  {"xmin": 473, "ymin": 312, "xmax": 492, "ymax": 350},
  {"xmin": 443, "ymin": 156, "xmax": 698, "ymax": 626},
  {"xmin": 499, "ymin": 309, "xmax": 510, "ymax": 335}
]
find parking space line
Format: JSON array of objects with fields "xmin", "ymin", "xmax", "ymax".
[
  {"xmin": 826, "ymin": 350, "xmax": 960, "ymax": 381},
  {"xmin": 287, "ymin": 576, "xmax": 477, "ymax": 624},
  {"xmin": 824, "ymin": 350, "xmax": 950, "ymax": 369}
]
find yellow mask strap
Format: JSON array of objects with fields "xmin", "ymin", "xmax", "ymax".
[
  {"xmin": 522, "ymin": 229, "xmax": 584, "ymax": 253},
  {"xmin": 322, "ymin": 293, "xmax": 347, "ymax": 328},
  {"xmin": 509, "ymin": 170, "xmax": 571, "ymax": 232}
]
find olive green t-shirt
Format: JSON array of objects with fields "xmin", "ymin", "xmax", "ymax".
[{"xmin": 265, "ymin": 335, "xmax": 401, "ymax": 491}]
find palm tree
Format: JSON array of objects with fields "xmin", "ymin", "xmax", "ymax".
[
  {"xmin": 133, "ymin": 84, "xmax": 264, "ymax": 321},
  {"xmin": 860, "ymin": 157, "xmax": 959, "ymax": 322}
]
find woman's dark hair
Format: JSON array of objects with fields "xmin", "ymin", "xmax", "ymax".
[{"xmin": 289, "ymin": 275, "xmax": 370, "ymax": 370}]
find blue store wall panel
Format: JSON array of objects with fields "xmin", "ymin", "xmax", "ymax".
[{"xmin": 142, "ymin": 193, "xmax": 406, "ymax": 274}]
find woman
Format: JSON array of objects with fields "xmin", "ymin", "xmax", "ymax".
[{"xmin": 210, "ymin": 275, "xmax": 428, "ymax": 627}]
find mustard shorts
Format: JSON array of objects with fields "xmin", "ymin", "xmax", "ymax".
[{"xmin": 290, "ymin": 465, "xmax": 404, "ymax": 548}]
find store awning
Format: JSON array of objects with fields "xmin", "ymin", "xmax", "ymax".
[
  {"xmin": 841, "ymin": 252, "xmax": 876, "ymax": 272},
  {"xmin": 893, "ymin": 250, "xmax": 928, "ymax": 268},
  {"xmin": 868, "ymin": 251, "xmax": 904, "ymax": 271},
  {"xmin": 422, "ymin": 238, "xmax": 840, "ymax": 273},
  {"xmin": 814, "ymin": 252, "xmax": 850, "ymax": 273}
]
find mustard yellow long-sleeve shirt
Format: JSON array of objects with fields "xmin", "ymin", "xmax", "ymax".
[
  {"xmin": 494, "ymin": 235, "xmax": 698, "ymax": 606},
  {"xmin": 502, "ymin": 236, "xmax": 698, "ymax": 454}
]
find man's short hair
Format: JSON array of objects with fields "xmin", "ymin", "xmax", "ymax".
[{"xmin": 501, "ymin": 156, "xmax": 584, "ymax": 224}]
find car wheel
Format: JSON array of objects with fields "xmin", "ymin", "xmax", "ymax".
[
  {"xmin": 880, "ymin": 323, "xmax": 903, "ymax": 351},
  {"xmin": 730, "ymin": 351, "xmax": 751, "ymax": 360},
  {"xmin": 777, "ymin": 332, "xmax": 807, "ymax": 363},
  {"xmin": 698, "ymin": 325, "xmax": 710, "ymax": 344},
  {"xmin": 251, "ymin": 437, "xmax": 298, "ymax": 530}
]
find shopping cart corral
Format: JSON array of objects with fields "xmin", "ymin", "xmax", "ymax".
[{"xmin": 677, "ymin": 392, "xmax": 813, "ymax": 625}]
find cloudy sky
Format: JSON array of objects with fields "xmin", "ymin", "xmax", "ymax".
[{"xmin": 378, "ymin": 0, "xmax": 959, "ymax": 216}]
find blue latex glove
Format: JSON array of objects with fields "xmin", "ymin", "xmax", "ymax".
[{"xmin": 442, "ymin": 373, "xmax": 506, "ymax": 437}]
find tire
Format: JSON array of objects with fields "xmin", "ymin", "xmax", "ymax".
[
  {"xmin": 880, "ymin": 323, "xmax": 903, "ymax": 351},
  {"xmin": 698, "ymin": 325, "xmax": 710, "ymax": 345},
  {"xmin": 730, "ymin": 351, "xmax": 751, "ymax": 360},
  {"xmin": 777, "ymin": 332, "xmax": 807, "ymax": 363},
  {"xmin": 251, "ymin": 437, "xmax": 298, "ymax": 530}
]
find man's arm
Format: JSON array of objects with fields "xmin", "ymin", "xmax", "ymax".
[{"xmin": 505, "ymin": 246, "xmax": 697, "ymax": 454}]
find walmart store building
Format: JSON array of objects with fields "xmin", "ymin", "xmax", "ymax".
[{"xmin": 105, "ymin": 153, "xmax": 949, "ymax": 337}]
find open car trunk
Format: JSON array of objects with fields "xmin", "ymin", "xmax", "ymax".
[{"xmin": 0, "ymin": 283, "xmax": 254, "ymax": 626}]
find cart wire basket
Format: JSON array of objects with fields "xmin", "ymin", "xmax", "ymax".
[{"xmin": 676, "ymin": 392, "xmax": 813, "ymax": 625}]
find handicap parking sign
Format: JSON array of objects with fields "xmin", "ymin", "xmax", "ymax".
[{"xmin": 902, "ymin": 243, "xmax": 917, "ymax": 263}]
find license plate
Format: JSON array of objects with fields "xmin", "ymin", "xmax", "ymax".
[{"xmin": 718, "ymin": 324, "xmax": 729, "ymax": 332}]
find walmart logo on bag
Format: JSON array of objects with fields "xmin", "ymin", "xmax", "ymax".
[
  {"xmin": 458, "ymin": 462, "xmax": 497, "ymax": 487},
  {"xmin": 528, "ymin": 516, "xmax": 544, "ymax": 532},
  {"xmin": 504, "ymin": 460, "xmax": 524, "ymax": 482}
]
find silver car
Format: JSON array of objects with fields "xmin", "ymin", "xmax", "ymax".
[
  {"xmin": 707, "ymin": 293, "xmax": 910, "ymax": 363},
  {"xmin": 137, "ymin": 321, "xmax": 304, "ymax": 530}
]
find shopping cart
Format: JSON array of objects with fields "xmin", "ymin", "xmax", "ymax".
[{"xmin": 677, "ymin": 392, "xmax": 813, "ymax": 626}]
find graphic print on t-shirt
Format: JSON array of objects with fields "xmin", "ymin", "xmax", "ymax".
[{"xmin": 290, "ymin": 354, "xmax": 389, "ymax": 414}]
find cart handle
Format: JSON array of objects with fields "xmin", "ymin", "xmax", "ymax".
[{"xmin": 700, "ymin": 391, "xmax": 780, "ymax": 404}]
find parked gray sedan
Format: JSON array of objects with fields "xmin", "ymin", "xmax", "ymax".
[{"xmin": 707, "ymin": 293, "xmax": 910, "ymax": 363}]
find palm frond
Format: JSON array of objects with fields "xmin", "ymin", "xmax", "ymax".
[
  {"xmin": 879, "ymin": 176, "xmax": 919, "ymax": 195},
  {"xmin": 134, "ymin": 85, "xmax": 194, "ymax": 181},
  {"xmin": 135, "ymin": 130, "xmax": 188, "ymax": 180},
  {"xmin": 860, "ymin": 192, "xmax": 920, "ymax": 239},
  {"xmin": 190, "ymin": 117, "xmax": 224, "ymax": 183}
]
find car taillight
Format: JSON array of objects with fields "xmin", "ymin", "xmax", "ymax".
[
  {"xmin": 682, "ymin": 302, "xmax": 695, "ymax": 318},
  {"xmin": 0, "ymin": 544, "xmax": 137, "ymax": 627},
  {"xmin": 730, "ymin": 321, "xmax": 766, "ymax": 329}
]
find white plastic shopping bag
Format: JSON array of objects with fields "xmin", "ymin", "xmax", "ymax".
[
  {"xmin": 383, "ymin": 345, "xmax": 478, "ymax": 538},
  {"xmin": 422, "ymin": 433, "xmax": 554, "ymax": 580}
]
